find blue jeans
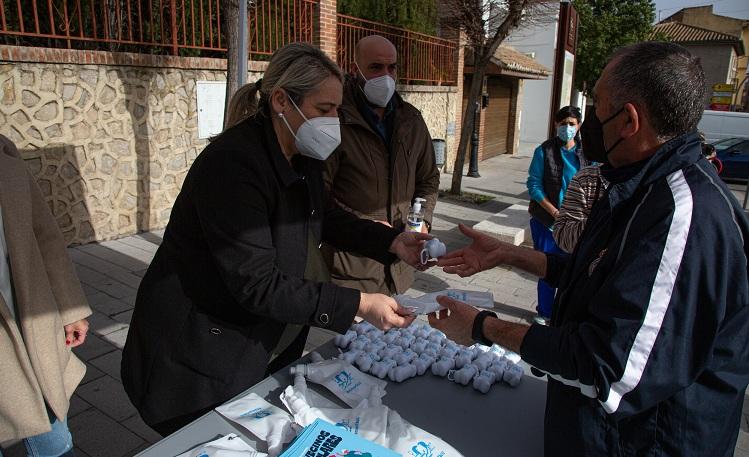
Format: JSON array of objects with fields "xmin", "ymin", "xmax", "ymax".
[
  {"xmin": 0, "ymin": 413, "xmax": 74, "ymax": 457},
  {"xmin": 530, "ymin": 217, "xmax": 564, "ymax": 318}
]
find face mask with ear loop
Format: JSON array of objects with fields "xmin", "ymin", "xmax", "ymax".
[
  {"xmin": 355, "ymin": 62, "xmax": 396, "ymax": 107},
  {"xmin": 557, "ymin": 124, "xmax": 578, "ymax": 143},
  {"xmin": 580, "ymin": 105, "xmax": 627, "ymax": 164},
  {"xmin": 277, "ymin": 92, "xmax": 341, "ymax": 161}
]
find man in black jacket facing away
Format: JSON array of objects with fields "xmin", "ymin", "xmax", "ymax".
[{"xmin": 429, "ymin": 41, "xmax": 749, "ymax": 456}]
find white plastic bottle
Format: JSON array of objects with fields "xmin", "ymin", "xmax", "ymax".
[{"xmin": 406, "ymin": 197, "xmax": 427, "ymax": 232}]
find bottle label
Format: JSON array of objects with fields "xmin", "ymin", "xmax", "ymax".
[{"xmin": 406, "ymin": 220, "xmax": 423, "ymax": 232}]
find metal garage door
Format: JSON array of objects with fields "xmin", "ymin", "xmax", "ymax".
[{"xmin": 481, "ymin": 77, "xmax": 512, "ymax": 160}]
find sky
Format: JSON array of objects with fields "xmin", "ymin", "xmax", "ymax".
[{"xmin": 653, "ymin": 0, "xmax": 749, "ymax": 22}]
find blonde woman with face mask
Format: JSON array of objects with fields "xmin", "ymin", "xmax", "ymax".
[{"xmin": 121, "ymin": 43, "xmax": 430, "ymax": 436}]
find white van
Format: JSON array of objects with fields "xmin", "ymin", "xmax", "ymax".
[{"xmin": 698, "ymin": 110, "xmax": 749, "ymax": 142}]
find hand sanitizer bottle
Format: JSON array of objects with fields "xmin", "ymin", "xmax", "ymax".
[{"xmin": 406, "ymin": 198, "xmax": 426, "ymax": 232}]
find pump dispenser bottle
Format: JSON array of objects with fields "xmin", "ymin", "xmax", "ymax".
[{"xmin": 406, "ymin": 198, "xmax": 426, "ymax": 232}]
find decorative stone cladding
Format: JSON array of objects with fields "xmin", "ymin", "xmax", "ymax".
[
  {"xmin": 0, "ymin": 45, "xmax": 457, "ymax": 245},
  {"xmin": 398, "ymin": 85, "xmax": 460, "ymax": 168},
  {"xmin": 0, "ymin": 45, "xmax": 264, "ymax": 245}
]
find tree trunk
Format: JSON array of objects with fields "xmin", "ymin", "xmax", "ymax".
[
  {"xmin": 222, "ymin": 0, "xmax": 242, "ymax": 125},
  {"xmin": 448, "ymin": 0, "xmax": 529, "ymax": 195},
  {"xmin": 450, "ymin": 61, "xmax": 486, "ymax": 194}
]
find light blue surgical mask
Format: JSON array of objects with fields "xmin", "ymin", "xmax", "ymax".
[{"xmin": 557, "ymin": 125, "xmax": 577, "ymax": 143}]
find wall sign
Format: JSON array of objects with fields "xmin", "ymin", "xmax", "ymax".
[{"xmin": 197, "ymin": 81, "xmax": 227, "ymax": 139}]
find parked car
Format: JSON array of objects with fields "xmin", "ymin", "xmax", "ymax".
[
  {"xmin": 698, "ymin": 110, "xmax": 749, "ymax": 143},
  {"xmin": 713, "ymin": 137, "xmax": 749, "ymax": 180},
  {"xmin": 713, "ymin": 137, "xmax": 749, "ymax": 153}
]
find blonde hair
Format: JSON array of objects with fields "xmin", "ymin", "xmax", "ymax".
[
  {"xmin": 224, "ymin": 83, "xmax": 260, "ymax": 129},
  {"xmin": 223, "ymin": 42, "xmax": 343, "ymax": 130}
]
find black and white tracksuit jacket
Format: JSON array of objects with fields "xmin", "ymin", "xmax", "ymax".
[{"xmin": 520, "ymin": 132, "xmax": 749, "ymax": 456}]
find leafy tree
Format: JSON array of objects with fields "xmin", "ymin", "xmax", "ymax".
[
  {"xmin": 338, "ymin": 0, "xmax": 438, "ymax": 35},
  {"xmin": 572, "ymin": 0, "xmax": 658, "ymax": 95}
]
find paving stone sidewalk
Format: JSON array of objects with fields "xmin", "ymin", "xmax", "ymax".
[{"xmin": 6, "ymin": 151, "xmax": 749, "ymax": 456}]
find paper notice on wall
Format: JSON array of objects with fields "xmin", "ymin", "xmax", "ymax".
[
  {"xmin": 197, "ymin": 81, "xmax": 227, "ymax": 139},
  {"xmin": 559, "ymin": 51, "xmax": 575, "ymax": 108}
]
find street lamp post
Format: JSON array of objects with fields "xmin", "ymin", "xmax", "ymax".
[
  {"xmin": 468, "ymin": 101, "xmax": 481, "ymax": 178},
  {"xmin": 237, "ymin": 0, "xmax": 248, "ymax": 87}
]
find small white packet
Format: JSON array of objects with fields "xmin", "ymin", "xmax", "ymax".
[
  {"xmin": 215, "ymin": 393, "xmax": 296, "ymax": 456},
  {"xmin": 395, "ymin": 289, "xmax": 495, "ymax": 315},
  {"xmin": 385, "ymin": 409, "xmax": 464, "ymax": 457},
  {"xmin": 339, "ymin": 349, "xmax": 362, "ymax": 365},
  {"xmin": 280, "ymin": 372, "xmax": 389, "ymax": 445},
  {"xmin": 175, "ymin": 434, "xmax": 267, "ymax": 457},
  {"xmin": 334, "ymin": 330, "xmax": 357, "ymax": 349},
  {"xmin": 289, "ymin": 359, "xmax": 387, "ymax": 407},
  {"xmin": 420, "ymin": 238, "xmax": 447, "ymax": 264},
  {"xmin": 503, "ymin": 349, "xmax": 522, "ymax": 364}
]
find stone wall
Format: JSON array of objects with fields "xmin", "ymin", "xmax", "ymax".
[
  {"xmin": 398, "ymin": 85, "xmax": 459, "ymax": 169},
  {"xmin": 0, "ymin": 45, "xmax": 264, "ymax": 245},
  {"xmin": 0, "ymin": 46, "xmax": 458, "ymax": 245}
]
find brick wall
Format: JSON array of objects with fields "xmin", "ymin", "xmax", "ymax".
[{"xmin": 315, "ymin": 0, "xmax": 338, "ymax": 59}]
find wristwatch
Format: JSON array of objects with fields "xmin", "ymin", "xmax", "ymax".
[{"xmin": 472, "ymin": 310, "xmax": 497, "ymax": 346}]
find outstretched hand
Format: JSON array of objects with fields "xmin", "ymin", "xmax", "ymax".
[
  {"xmin": 437, "ymin": 224, "xmax": 512, "ymax": 277},
  {"xmin": 427, "ymin": 295, "xmax": 478, "ymax": 346}
]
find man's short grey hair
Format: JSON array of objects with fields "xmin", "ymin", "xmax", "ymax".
[{"xmin": 606, "ymin": 41, "xmax": 706, "ymax": 141}]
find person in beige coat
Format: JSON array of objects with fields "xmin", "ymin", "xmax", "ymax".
[{"xmin": 0, "ymin": 134, "xmax": 91, "ymax": 457}]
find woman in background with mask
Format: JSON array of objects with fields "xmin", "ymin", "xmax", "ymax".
[
  {"xmin": 121, "ymin": 43, "xmax": 427, "ymax": 435},
  {"xmin": 526, "ymin": 106, "xmax": 588, "ymax": 324}
]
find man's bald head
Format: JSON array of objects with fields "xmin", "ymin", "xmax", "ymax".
[
  {"xmin": 355, "ymin": 35, "xmax": 396, "ymax": 61},
  {"xmin": 353, "ymin": 35, "xmax": 398, "ymax": 81}
]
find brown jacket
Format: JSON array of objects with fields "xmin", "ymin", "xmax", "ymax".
[
  {"xmin": 0, "ymin": 135, "xmax": 91, "ymax": 442},
  {"xmin": 323, "ymin": 77, "xmax": 440, "ymax": 294}
]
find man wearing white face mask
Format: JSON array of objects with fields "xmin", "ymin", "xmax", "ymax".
[
  {"xmin": 121, "ymin": 43, "xmax": 431, "ymax": 436},
  {"xmin": 323, "ymin": 35, "xmax": 440, "ymax": 296}
]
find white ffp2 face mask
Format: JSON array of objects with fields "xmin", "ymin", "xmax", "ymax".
[
  {"xmin": 279, "ymin": 95, "xmax": 341, "ymax": 161},
  {"xmin": 356, "ymin": 62, "xmax": 396, "ymax": 107}
]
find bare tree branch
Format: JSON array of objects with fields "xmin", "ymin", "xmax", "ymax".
[{"xmin": 438, "ymin": 0, "xmax": 555, "ymax": 194}]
